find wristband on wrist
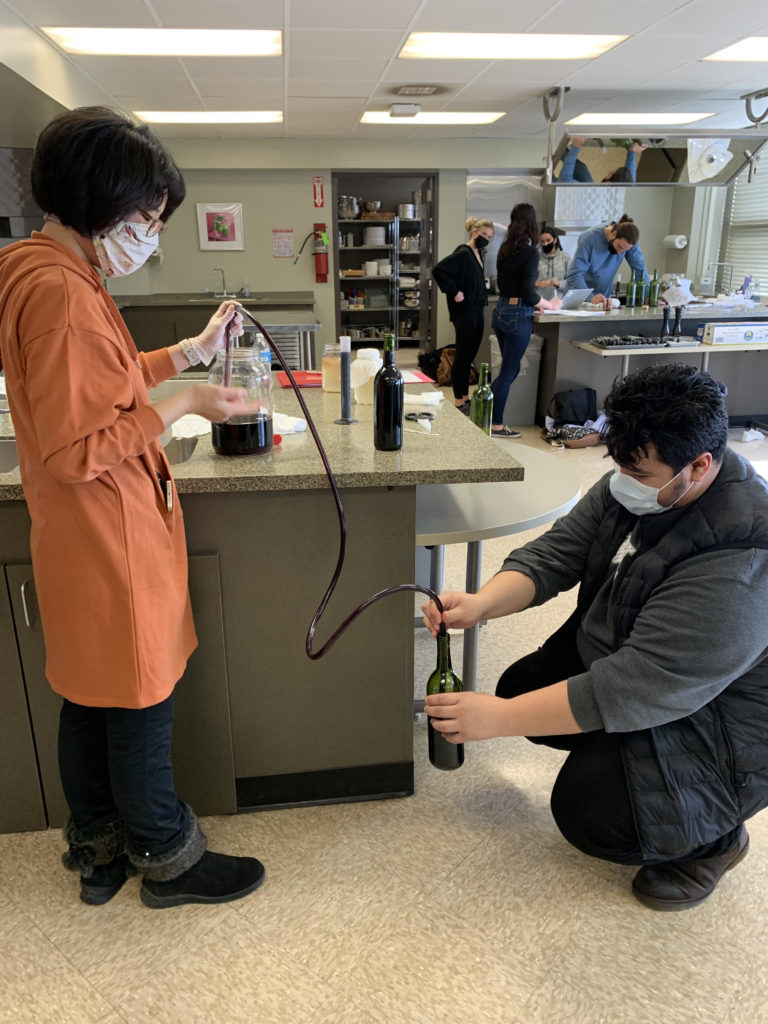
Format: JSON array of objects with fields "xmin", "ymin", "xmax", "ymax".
[{"xmin": 178, "ymin": 337, "xmax": 201, "ymax": 366}]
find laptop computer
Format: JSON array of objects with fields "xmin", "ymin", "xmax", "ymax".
[{"xmin": 558, "ymin": 288, "xmax": 594, "ymax": 309}]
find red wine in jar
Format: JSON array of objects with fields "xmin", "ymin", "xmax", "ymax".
[{"xmin": 212, "ymin": 416, "xmax": 273, "ymax": 455}]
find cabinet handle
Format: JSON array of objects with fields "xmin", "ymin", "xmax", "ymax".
[{"xmin": 20, "ymin": 579, "xmax": 34, "ymax": 628}]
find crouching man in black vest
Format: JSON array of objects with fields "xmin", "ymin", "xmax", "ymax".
[{"xmin": 423, "ymin": 362, "xmax": 768, "ymax": 910}]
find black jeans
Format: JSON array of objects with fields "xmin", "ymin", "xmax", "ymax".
[
  {"xmin": 496, "ymin": 613, "xmax": 741, "ymax": 866},
  {"xmin": 58, "ymin": 694, "xmax": 189, "ymax": 859},
  {"xmin": 451, "ymin": 306, "xmax": 485, "ymax": 399}
]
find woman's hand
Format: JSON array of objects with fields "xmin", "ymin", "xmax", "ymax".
[
  {"xmin": 152, "ymin": 383, "xmax": 262, "ymax": 431},
  {"xmin": 425, "ymin": 692, "xmax": 511, "ymax": 743},
  {"xmin": 193, "ymin": 301, "xmax": 244, "ymax": 364},
  {"xmin": 421, "ymin": 591, "xmax": 485, "ymax": 636},
  {"xmin": 454, "ymin": 291, "xmax": 465, "ymax": 303},
  {"xmin": 535, "ymin": 297, "xmax": 562, "ymax": 312},
  {"xmin": 549, "ymin": 277, "xmax": 560, "ymax": 288}
]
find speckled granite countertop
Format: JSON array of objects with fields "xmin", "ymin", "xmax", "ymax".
[
  {"xmin": 111, "ymin": 291, "xmax": 315, "ymax": 309},
  {"xmin": 0, "ymin": 386, "xmax": 524, "ymax": 501},
  {"xmin": 535, "ymin": 304, "xmax": 768, "ymax": 325}
]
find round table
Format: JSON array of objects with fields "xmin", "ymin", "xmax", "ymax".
[{"xmin": 415, "ymin": 442, "xmax": 582, "ymax": 692}]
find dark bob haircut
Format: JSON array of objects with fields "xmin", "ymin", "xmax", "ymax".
[
  {"xmin": 31, "ymin": 106, "xmax": 186, "ymax": 236},
  {"xmin": 604, "ymin": 362, "xmax": 728, "ymax": 471}
]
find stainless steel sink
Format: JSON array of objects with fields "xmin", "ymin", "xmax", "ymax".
[
  {"xmin": 0, "ymin": 437, "xmax": 18, "ymax": 473},
  {"xmin": 162, "ymin": 436, "xmax": 200, "ymax": 465}
]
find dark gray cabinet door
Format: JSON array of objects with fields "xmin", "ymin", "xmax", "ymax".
[
  {"xmin": 0, "ymin": 568, "xmax": 47, "ymax": 832},
  {"xmin": 5, "ymin": 553, "xmax": 236, "ymax": 830}
]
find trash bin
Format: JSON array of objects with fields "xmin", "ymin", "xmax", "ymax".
[{"xmin": 489, "ymin": 333, "xmax": 542, "ymax": 427}]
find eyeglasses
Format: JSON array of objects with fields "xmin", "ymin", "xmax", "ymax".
[{"xmin": 125, "ymin": 216, "xmax": 166, "ymax": 242}]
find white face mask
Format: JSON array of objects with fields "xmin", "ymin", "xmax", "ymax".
[
  {"xmin": 609, "ymin": 465, "xmax": 693, "ymax": 516},
  {"xmin": 93, "ymin": 221, "xmax": 159, "ymax": 277}
]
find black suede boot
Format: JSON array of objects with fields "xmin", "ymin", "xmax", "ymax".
[
  {"xmin": 62, "ymin": 818, "xmax": 135, "ymax": 905},
  {"xmin": 80, "ymin": 855, "xmax": 138, "ymax": 905},
  {"xmin": 632, "ymin": 825, "xmax": 749, "ymax": 911},
  {"xmin": 140, "ymin": 851, "xmax": 266, "ymax": 909}
]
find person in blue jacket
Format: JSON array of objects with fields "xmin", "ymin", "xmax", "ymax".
[
  {"xmin": 566, "ymin": 215, "xmax": 649, "ymax": 304},
  {"xmin": 558, "ymin": 137, "xmax": 648, "ymax": 183}
]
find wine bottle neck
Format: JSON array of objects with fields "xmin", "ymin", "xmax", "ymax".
[{"xmin": 436, "ymin": 629, "xmax": 452, "ymax": 673}]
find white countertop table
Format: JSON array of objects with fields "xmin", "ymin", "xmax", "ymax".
[{"xmin": 415, "ymin": 442, "xmax": 581, "ymax": 692}]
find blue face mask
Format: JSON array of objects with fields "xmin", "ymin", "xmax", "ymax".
[{"xmin": 609, "ymin": 465, "xmax": 693, "ymax": 515}]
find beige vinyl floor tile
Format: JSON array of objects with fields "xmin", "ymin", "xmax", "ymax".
[
  {"xmin": 108, "ymin": 912, "xmax": 335, "ymax": 1024},
  {"xmin": 308, "ymin": 896, "xmax": 546, "ymax": 1024},
  {"xmin": 0, "ymin": 899, "xmax": 115, "ymax": 1024}
]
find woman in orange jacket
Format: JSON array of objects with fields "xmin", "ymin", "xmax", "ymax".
[{"xmin": 0, "ymin": 107, "xmax": 265, "ymax": 909}]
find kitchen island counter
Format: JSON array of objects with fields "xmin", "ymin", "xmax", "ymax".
[{"xmin": 0, "ymin": 386, "xmax": 526, "ymax": 829}]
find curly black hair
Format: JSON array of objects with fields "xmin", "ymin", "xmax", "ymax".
[
  {"xmin": 604, "ymin": 362, "xmax": 728, "ymax": 471},
  {"xmin": 31, "ymin": 106, "xmax": 186, "ymax": 236}
]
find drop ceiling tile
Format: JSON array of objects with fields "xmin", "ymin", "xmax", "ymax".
[
  {"xmin": 176, "ymin": 56, "xmax": 284, "ymax": 79},
  {"xmin": 152, "ymin": 0, "xmax": 285, "ymax": 26},
  {"xmin": 382, "ymin": 60, "xmax": 485, "ymax": 84},
  {"xmin": 288, "ymin": 0, "xmax": 422, "ymax": 30},
  {"xmin": 412, "ymin": 0, "xmax": 558, "ymax": 31},
  {"xmin": 18, "ymin": 0, "xmax": 153, "ymax": 24},
  {"xmin": 532, "ymin": 1, "xmax": 690, "ymax": 34},
  {"xmin": 289, "ymin": 80, "xmax": 379, "ymax": 99},
  {"xmin": 473, "ymin": 61, "xmax": 590, "ymax": 84},
  {"xmin": 288, "ymin": 28, "xmax": 404, "ymax": 61},
  {"xmin": 66, "ymin": 55, "xmax": 196, "ymax": 83},
  {"xmin": 652, "ymin": 0, "xmax": 768, "ymax": 34},
  {"xmin": 288, "ymin": 97, "xmax": 366, "ymax": 115},
  {"xmin": 290, "ymin": 58, "xmax": 389, "ymax": 81}
]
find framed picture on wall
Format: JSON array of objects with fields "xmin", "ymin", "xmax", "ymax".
[{"xmin": 196, "ymin": 202, "xmax": 244, "ymax": 250}]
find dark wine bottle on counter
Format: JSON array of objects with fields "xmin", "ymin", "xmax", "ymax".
[
  {"xmin": 427, "ymin": 623, "xmax": 464, "ymax": 771},
  {"xmin": 373, "ymin": 332, "xmax": 403, "ymax": 451},
  {"xmin": 470, "ymin": 362, "xmax": 493, "ymax": 435}
]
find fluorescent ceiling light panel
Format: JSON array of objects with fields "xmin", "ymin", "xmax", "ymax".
[
  {"xmin": 566, "ymin": 112, "xmax": 715, "ymax": 125},
  {"xmin": 398, "ymin": 32, "xmax": 626, "ymax": 60},
  {"xmin": 135, "ymin": 111, "xmax": 283, "ymax": 124},
  {"xmin": 703, "ymin": 37, "xmax": 768, "ymax": 61},
  {"xmin": 361, "ymin": 111, "xmax": 504, "ymax": 125},
  {"xmin": 41, "ymin": 27, "xmax": 282, "ymax": 56}
]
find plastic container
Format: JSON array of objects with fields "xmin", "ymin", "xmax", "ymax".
[{"xmin": 322, "ymin": 343, "xmax": 342, "ymax": 392}]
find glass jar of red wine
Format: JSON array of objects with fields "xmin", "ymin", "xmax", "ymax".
[{"xmin": 208, "ymin": 346, "xmax": 273, "ymax": 455}]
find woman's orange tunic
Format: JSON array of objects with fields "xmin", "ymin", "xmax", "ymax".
[{"xmin": 0, "ymin": 234, "xmax": 197, "ymax": 708}]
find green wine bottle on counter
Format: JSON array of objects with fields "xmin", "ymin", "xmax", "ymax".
[
  {"xmin": 649, "ymin": 268, "xmax": 660, "ymax": 307},
  {"xmin": 469, "ymin": 362, "xmax": 493, "ymax": 435},
  {"xmin": 373, "ymin": 333, "xmax": 403, "ymax": 451},
  {"xmin": 634, "ymin": 269, "xmax": 648, "ymax": 308},
  {"xmin": 427, "ymin": 623, "xmax": 465, "ymax": 771},
  {"xmin": 624, "ymin": 275, "xmax": 637, "ymax": 309}
]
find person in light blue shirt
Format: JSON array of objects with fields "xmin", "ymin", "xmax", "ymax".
[
  {"xmin": 557, "ymin": 137, "xmax": 647, "ymax": 183},
  {"xmin": 566, "ymin": 215, "xmax": 649, "ymax": 303}
]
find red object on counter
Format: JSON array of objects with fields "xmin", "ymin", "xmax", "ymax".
[{"xmin": 276, "ymin": 371, "xmax": 322, "ymax": 388}]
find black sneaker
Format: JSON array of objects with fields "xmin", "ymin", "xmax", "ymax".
[
  {"xmin": 80, "ymin": 854, "xmax": 138, "ymax": 905},
  {"xmin": 140, "ymin": 851, "xmax": 266, "ymax": 909},
  {"xmin": 491, "ymin": 425, "xmax": 521, "ymax": 438}
]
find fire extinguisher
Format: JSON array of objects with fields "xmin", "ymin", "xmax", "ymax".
[{"xmin": 313, "ymin": 222, "xmax": 328, "ymax": 283}]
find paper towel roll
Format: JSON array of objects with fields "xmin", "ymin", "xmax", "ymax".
[{"xmin": 663, "ymin": 234, "xmax": 688, "ymax": 250}]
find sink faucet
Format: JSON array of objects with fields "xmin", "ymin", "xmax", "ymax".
[{"xmin": 213, "ymin": 267, "xmax": 227, "ymax": 297}]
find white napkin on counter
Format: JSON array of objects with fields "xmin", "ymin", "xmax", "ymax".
[
  {"xmin": 172, "ymin": 414, "xmax": 210, "ymax": 438},
  {"xmin": 274, "ymin": 411, "xmax": 307, "ymax": 433},
  {"xmin": 404, "ymin": 392, "xmax": 444, "ymax": 406}
]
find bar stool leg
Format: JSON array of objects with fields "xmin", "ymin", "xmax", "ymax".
[
  {"xmin": 463, "ymin": 540, "xmax": 483, "ymax": 691},
  {"xmin": 429, "ymin": 544, "xmax": 445, "ymax": 596}
]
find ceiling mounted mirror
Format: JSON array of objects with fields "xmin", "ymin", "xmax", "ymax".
[{"xmin": 551, "ymin": 132, "xmax": 767, "ymax": 187}]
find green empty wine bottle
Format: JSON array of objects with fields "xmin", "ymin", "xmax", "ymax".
[
  {"xmin": 470, "ymin": 362, "xmax": 493, "ymax": 435},
  {"xmin": 634, "ymin": 269, "xmax": 648, "ymax": 308},
  {"xmin": 624, "ymin": 275, "xmax": 637, "ymax": 309},
  {"xmin": 648, "ymin": 268, "xmax": 660, "ymax": 307},
  {"xmin": 427, "ymin": 623, "xmax": 465, "ymax": 771}
]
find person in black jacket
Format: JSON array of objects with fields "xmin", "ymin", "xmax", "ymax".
[
  {"xmin": 423, "ymin": 363, "xmax": 768, "ymax": 911},
  {"xmin": 490, "ymin": 205, "xmax": 561, "ymax": 437},
  {"xmin": 432, "ymin": 217, "xmax": 494, "ymax": 412}
]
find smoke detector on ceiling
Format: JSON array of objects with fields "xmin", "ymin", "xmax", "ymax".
[{"xmin": 389, "ymin": 103, "xmax": 420, "ymax": 118}]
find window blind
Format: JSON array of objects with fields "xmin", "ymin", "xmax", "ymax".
[{"xmin": 720, "ymin": 166, "xmax": 768, "ymax": 297}]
